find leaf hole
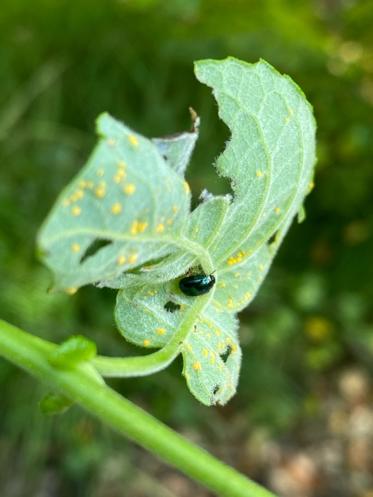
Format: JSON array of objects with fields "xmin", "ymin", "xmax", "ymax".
[
  {"xmin": 267, "ymin": 230, "xmax": 278, "ymax": 246},
  {"xmin": 80, "ymin": 239, "xmax": 112, "ymax": 263},
  {"xmin": 164, "ymin": 301, "xmax": 181, "ymax": 313},
  {"xmin": 219, "ymin": 345, "xmax": 232, "ymax": 363}
]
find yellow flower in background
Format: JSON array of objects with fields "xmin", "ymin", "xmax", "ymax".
[{"xmin": 304, "ymin": 316, "xmax": 334, "ymax": 342}]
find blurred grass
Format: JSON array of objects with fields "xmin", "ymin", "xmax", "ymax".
[{"xmin": 0, "ymin": 0, "xmax": 372, "ymax": 496}]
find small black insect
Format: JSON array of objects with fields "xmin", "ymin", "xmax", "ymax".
[{"xmin": 179, "ymin": 273, "xmax": 216, "ymax": 297}]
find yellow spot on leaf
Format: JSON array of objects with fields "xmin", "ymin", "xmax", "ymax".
[
  {"xmin": 130, "ymin": 220, "xmax": 148, "ymax": 235},
  {"xmin": 95, "ymin": 185, "xmax": 106, "ymax": 198},
  {"xmin": 117, "ymin": 255, "xmax": 126, "ymax": 266},
  {"xmin": 65, "ymin": 287, "xmax": 77, "ymax": 295},
  {"xmin": 192, "ymin": 361, "xmax": 202, "ymax": 371},
  {"xmin": 71, "ymin": 206, "xmax": 81, "ymax": 216},
  {"xmin": 227, "ymin": 298, "xmax": 234, "ymax": 309},
  {"xmin": 128, "ymin": 253, "xmax": 138, "ymax": 264},
  {"xmin": 210, "ymin": 354, "xmax": 216, "ymax": 365},
  {"xmin": 71, "ymin": 243, "xmax": 81, "ymax": 253},
  {"xmin": 258, "ymin": 264, "xmax": 265, "ymax": 272},
  {"xmin": 183, "ymin": 181, "xmax": 190, "ymax": 193},
  {"xmin": 107, "ymin": 138, "xmax": 117, "ymax": 147},
  {"xmin": 156, "ymin": 327, "xmax": 166, "ymax": 336},
  {"xmin": 275, "ymin": 207, "xmax": 281, "ymax": 215},
  {"xmin": 111, "ymin": 202, "xmax": 122, "ymax": 215},
  {"xmin": 63, "ymin": 198, "xmax": 70, "ymax": 207},
  {"xmin": 75, "ymin": 189, "xmax": 84, "ymax": 200},
  {"xmin": 118, "ymin": 160, "xmax": 127, "ymax": 169},
  {"xmin": 96, "ymin": 168, "xmax": 104, "ymax": 177},
  {"xmin": 308, "ymin": 180, "xmax": 315, "ymax": 192},
  {"xmin": 114, "ymin": 170, "xmax": 126, "ymax": 184},
  {"xmin": 227, "ymin": 250, "xmax": 245, "ymax": 266},
  {"xmin": 155, "ymin": 223, "xmax": 165, "ymax": 233},
  {"xmin": 128, "ymin": 134, "xmax": 139, "ymax": 147},
  {"xmin": 285, "ymin": 107, "xmax": 294, "ymax": 123},
  {"xmin": 123, "ymin": 183, "xmax": 136, "ymax": 195},
  {"xmin": 143, "ymin": 339, "xmax": 151, "ymax": 347},
  {"xmin": 202, "ymin": 348, "xmax": 209, "ymax": 357},
  {"xmin": 172, "ymin": 205, "xmax": 179, "ymax": 214},
  {"xmin": 256, "ymin": 170, "xmax": 264, "ymax": 178},
  {"xmin": 244, "ymin": 291, "xmax": 252, "ymax": 300}
]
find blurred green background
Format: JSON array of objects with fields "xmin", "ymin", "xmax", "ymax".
[{"xmin": 0, "ymin": 1, "xmax": 372, "ymax": 496}]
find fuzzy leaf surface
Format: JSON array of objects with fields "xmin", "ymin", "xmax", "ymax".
[
  {"xmin": 115, "ymin": 281, "xmax": 241, "ymax": 406},
  {"xmin": 115, "ymin": 58, "xmax": 316, "ymax": 404},
  {"xmin": 194, "ymin": 57, "xmax": 316, "ymax": 270},
  {"xmin": 37, "ymin": 113, "xmax": 191, "ymax": 291},
  {"xmin": 39, "ymin": 58, "xmax": 316, "ymax": 406}
]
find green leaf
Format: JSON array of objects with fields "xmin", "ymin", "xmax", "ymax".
[
  {"xmin": 39, "ymin": 57, "xmax": 316, "ymax": 406},
  {"xmin": 37, "ymin": 113, "xmax": 191, "ymax": 291},
  {"xmin": 39, "ymin": 392, "xmax": 73, "ymax": 415},
  {"xmin": 194, "ymin": 57, "xmax": 316, "ymax": 269},
  {"xmin": 101, "ymin": 196, "xmax": 229, "ymax": 289},
  {"xmin": 49, "ymin": 335, "xmax": 97, "ymax": 367},
  {"xmin": 115, "ymin": 281, "xmax": 241, "ymax": 406}
]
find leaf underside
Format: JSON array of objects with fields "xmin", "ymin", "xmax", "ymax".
[{"xmin": 38, "ymin": 57, "xmax": 316, "ymax": 406}]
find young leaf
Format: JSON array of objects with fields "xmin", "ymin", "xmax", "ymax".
[
  {"xmin": 39, "ymin": 392, "xmax": 73, "ymax": 415},
  {"xmin": 39, "ymin": 57, "xmax": 316, "ymax": 406},
  {"xmin": 49, "ymin": 335, "xmax": 97, "ymax": 367}
]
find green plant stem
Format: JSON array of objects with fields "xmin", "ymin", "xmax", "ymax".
[
  {"xmin": 0, "ymin": 318, "xmax": 277, "ymax": 497},
  {"xmin": 93, "ymin": 294, "xmax": 209, "ymax": 377}
]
